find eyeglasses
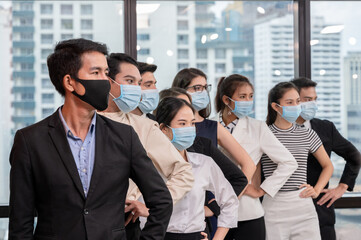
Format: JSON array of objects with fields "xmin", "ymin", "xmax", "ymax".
[{"xmin": 186, "ymin": 84, "xmax": 212, "ymax": 92}]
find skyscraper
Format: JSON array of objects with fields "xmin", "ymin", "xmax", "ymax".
[
  {"xmin": 11, "ymin": 1, "xmax": 124, "ymax": 131},
  {"xmin": 0, "ymin": 4, "xmax": 12, "ymax": 205},
  {"xmin": 344, "ymin": 51, "xmax": 361, "ymax": 151}
]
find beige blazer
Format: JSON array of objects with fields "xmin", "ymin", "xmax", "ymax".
[{"xmin": 98, "ymin": 111, "xmax": 194, "ymax": 204}]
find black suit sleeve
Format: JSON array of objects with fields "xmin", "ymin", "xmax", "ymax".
[
  {"xmin": 9, "ymin": 130, "xmax": 35, "ymax": 240},
  {"xmin": 331, "ymin": 122, "xmax": 361, "ymax": 191},
  {"xmin": 128, "ymin": 127, "xmax": 172, "ymax": 240},
  {"xmin": 190, "ymin": 136, "xmax": 248, "ymax": 196}
]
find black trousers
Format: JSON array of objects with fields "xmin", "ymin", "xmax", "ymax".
[
  {"xmin": 125, "ymin": 212, "xmax": 141, "ymax": 240},
  {"xmin": 225, "ymin": 217, "xmax": 266, "ymax": 240},
  {"xmin": 164, "ymin": 232, "xmax": 204, "ymax": 240},
  {"xmin": 313, "ymin": 196, "xmax": 336, "ymax": 240}
]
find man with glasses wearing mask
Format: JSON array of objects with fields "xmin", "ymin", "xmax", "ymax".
[
  {"xmin": 98, "ymin": 53, "xmax": 194, "ymax": 240},
  {"xmin": 292, "ymin": 77, "xmax": 361, "ymax": 240},
  {"xmin": 131, "ymin": 62, "xmax": 159, "ymax": 120},
  {"xmin": 9, "ymin": 39, "xmax": 172, "ymax": 240}
]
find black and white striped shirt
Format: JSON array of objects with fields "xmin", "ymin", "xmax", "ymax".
[{"xmin": 261, "ymin": 124, "xmax": 322, "ymax": 192}]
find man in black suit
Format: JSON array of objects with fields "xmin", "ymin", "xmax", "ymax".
[
  {"xmin": 9, "ymin": 38, "xmax": 172, "ymax": 240},
  {"xmin": 292, "ymin": 77, "xmax": 361, "ymax": 240}
]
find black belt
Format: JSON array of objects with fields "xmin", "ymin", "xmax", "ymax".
[{"xmin": 164, "ymin": 231, "xmax": 204, "ymax": 240}]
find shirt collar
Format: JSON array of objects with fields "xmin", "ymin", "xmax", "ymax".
[
  {"xmin": 58, "ymin": 107, "xmax": 96, "ymax": 139},
  {"xmin": 186, "ymin": 151, "xmax": 202, "ymax": 167}
]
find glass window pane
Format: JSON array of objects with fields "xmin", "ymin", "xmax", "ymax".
[
  {"xmin": 136, "ymin": 1, "xmax": 294, "ymax": 122},
  {"xmin": 335, "ymin": 208, "xmax": 361, "ymax": 238},
  {"xmin": 1, "ymin": 1, "xmax": 125, "ymax": 207},
  {"xmin": 311, "ymin": 1, "xmax": 361, "ymax": 192}
]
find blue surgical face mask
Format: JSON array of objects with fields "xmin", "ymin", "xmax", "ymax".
[
  {"xmin": 167, "ymin": 126, "xmax": 196, "ymax": 151},
  {"xmin": 138, "ymin": 89, "xmax": 159, "ymax": 114},
  {"xmin": 276, "ymin": 104, "xmax": 302, "ymax": 124},
  {"xmin": 110, "ymin": 81, "xmax": 141, "ymax": 113},
  {"xmin": 227, "ymin": 97, "xmax": 254, "ymax": 118},
  {"xmin": 300, "ymin": 101, "xmax": 318, "ymax": 120},
  {"xmin": 188, "ymin": 90, "xmax": 210, "ymax": 111}
]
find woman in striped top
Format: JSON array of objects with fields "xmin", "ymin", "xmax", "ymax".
[{"xmin": 261, "ymin": 82, "xmax": 333, "ymax": 240}]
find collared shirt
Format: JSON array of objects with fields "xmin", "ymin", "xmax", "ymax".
[
  {"xmin": 216, "ymin": 115, "xmax": 298, "ymax": 221},
  {"xmin": 220, "ymin": 117, "xmax": 239, "ymax": 134},
  {"xmin": 167, "ymin": 151, "xmax": 238, "ymax": 233},
  {"xmin": 59, "ymin": 108, "xmax": 96, "ymax": 197},
  {"xmin": 98, "ymin": 111, "xmax": 194, "ymax": 204}
]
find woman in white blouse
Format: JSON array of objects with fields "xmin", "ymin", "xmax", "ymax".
[
  {"xmin": 155, "ymin": 97, "xmax": 239, "ymax": 240},
  {"xmin": 215, "ymin": 74, "xmax": 298, "ymax": 240}
]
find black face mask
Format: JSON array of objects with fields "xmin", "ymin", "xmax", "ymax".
[{"xmin": 71, "ymin": 76, "xmax": 111, "ymax": 111}]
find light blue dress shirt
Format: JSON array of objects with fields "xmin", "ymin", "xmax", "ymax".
[{"xmin": 59, "ymin": 108, "xmax": 96, "ymax": 197}]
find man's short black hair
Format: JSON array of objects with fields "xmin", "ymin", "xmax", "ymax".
[
  {"xmin": 47, "ymin": 38, "xmax": 108, "ymax": 96},
  {"xmin": 290, "ymin": 77, "xmax": 317, "ymax": 91},
  {"xmin": 137, "ymin": 61, "xmax": 157, "ymax": 75},
  {"xmin": 107, "ymin": 53, "xmax": 139, "ymax": 80}
]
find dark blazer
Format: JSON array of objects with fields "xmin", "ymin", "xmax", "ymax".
[
  {"xmin": 9, "ymin": 110, "xmax": 172, "ymax": 240},
  {"xmin": 308, "ymin": 118, "xmax": 361, "ymax": 191}
]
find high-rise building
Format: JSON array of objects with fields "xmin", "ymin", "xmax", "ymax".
[
  {"xmin": 11, "ymin": 1, "xmax": 124, "ymax": 131},
  {"xmin": 311, "ymin": 16, "xmax": 342, "ymax": 132},
  {"xmin": 0, "ymin": 4, "xmax": 12, "ymax": 205},
  {"xmin": 344, "ymin": 51, "xmax": 361, "ymax": 151},
  {"xmin": 254, "ymin": 14, "xmax": 342, "ymax": 127},
  {"xmin": 254, "ymin": 14, "xmax": 295, "ymax": 121}
]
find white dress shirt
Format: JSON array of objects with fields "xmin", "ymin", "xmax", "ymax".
[
  {"xmin": 167, "ymin": 151, "xmax": 238, "ymax": 233},
  {"xmin": 218, "ymin": 116, "xmax": 298, "ymax": 221}
]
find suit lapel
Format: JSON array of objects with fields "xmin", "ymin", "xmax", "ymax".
[
  {"xmin": 48, "ymin": 111, "xmax": 86, "ymax": 200},
  {"xmin": 86, "ymin": 114, "xmax": 107, "ymax": 200}
]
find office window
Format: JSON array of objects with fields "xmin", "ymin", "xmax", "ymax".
[
  {"xmin": 20, "ymin": 63, "xmax": 33, "ymax": 70},
  {"xmin": 42, "ymin": 108, "xmax": 54, "ymax": 118},
  {"xmin": 41, "ymin": 34, "xmax": 53, "ymax": 44},
  {"xmin": 20, "ymin": 2, "xmax": 33, "ymax": 11},
  {"xmin": 41, "ymin": 49, "xmax": 52, "ymax": 59},
  {"xmin": 215, "ymin": 48, "xmax": 226, "ymax": 59},
  {"xmin": 42, "ymin": 93, "xmax": 54, "ymax": 104},
  {"xmin": 20, "ymin": 17, "xmax": 32, "ymax": 26},
  {"xmin": 177, "ymin": 5, "xmax": 188, "ymax": 16},
  {"xmin": 40, "ymin": 4, "xmax": 53, "ymax": 14},
  {"xmin": 138, "ymin": 34, "xmax": 150, "ymax": 41},
  {"xmin": 177, "ymin": 34, "xmax": 189, "ymax": 45},
  {"xmin": 81, "ymin": 34, "xmax": 93, "ymax": 40},
  {"xmin": 61, "ymin": 19, "xmax": 73, "ymax": 30},
  {"xmin": 81, "ymin": 4, "xmax": 93, "ymax": 15},
  {"xmin": 197, "ymin": 49, "xmax": 208, "ymax": 59},
  {"xmin": 21, "ymin": 93, "xmax": 34, "ymax": 100},
  {"xmin": 41, "ymin": 19, "xmax": 53, "ymax": 29},
  {"xmin": 197, "ymin": 63, "xmax": 208, "ymax": 73},
  {"xmin": 177, "ymin": 49, "xmax": 189, "ymax": 59},
  {"xmin": 81, "ymin": 19, "xmax": 93, "ymax": 30},
  {"xmin": 20, "ymin": 33, "xmax": 33, "ymax": 40},
  {"xmin": 61, "ymin": 4, "xmax": 73, "ymax": 15},
  {"xmin": 178, "ymin": 63, "xmax": 189, "ymax": 71},
  {"xmin": 42, "ymin": 78, "xmax": 53, "ymax": 89},
  {"xmin": 177, "ymin": 20, "xmax": 188, "ymax": 30},
  {"xmin": 20, "ymin": 48, "xmax": 33, "ymax": 55},
  {"xmin": 41, "ymin": 64, "xmax": 48, "ymax": 74},
  {"xmin": 61, "ymin": 34, "xmax": 73, "ymax": 40},
  {"xmin": 215, "ymin": 63, "xmax": 226, "ymax": 73},
  {"xmin": 138, "ymin": 48, "xmax": 150, "ymax": 55}
]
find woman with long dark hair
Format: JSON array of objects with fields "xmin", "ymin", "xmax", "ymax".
[
  {"xmin": 215, "ymin": 74, "xmax": 298, "ymax": 240},
  {"xmin": 172, "ymin": 68, "xmax": 255, "ymax": 179},
  {"xmin": 156, "ymin": 97, "xmax": 239, "ymax": 240},
  {"xmin": 260, "ymin": 82, "xmax": 333, "ymax": 239}
]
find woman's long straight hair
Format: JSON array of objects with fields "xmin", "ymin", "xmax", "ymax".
[{"xmin": 266, "ymin": 82, "xmax": 299, "ymax": 126}]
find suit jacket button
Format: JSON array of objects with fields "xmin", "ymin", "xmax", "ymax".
[{"xmin": 84, "ymin": 209, "xmax": 89, "ymax": 215}]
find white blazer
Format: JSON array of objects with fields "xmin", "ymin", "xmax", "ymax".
[{"xmin": 218, "ymin": 116, "xmax": 297, "ymax": 221}]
